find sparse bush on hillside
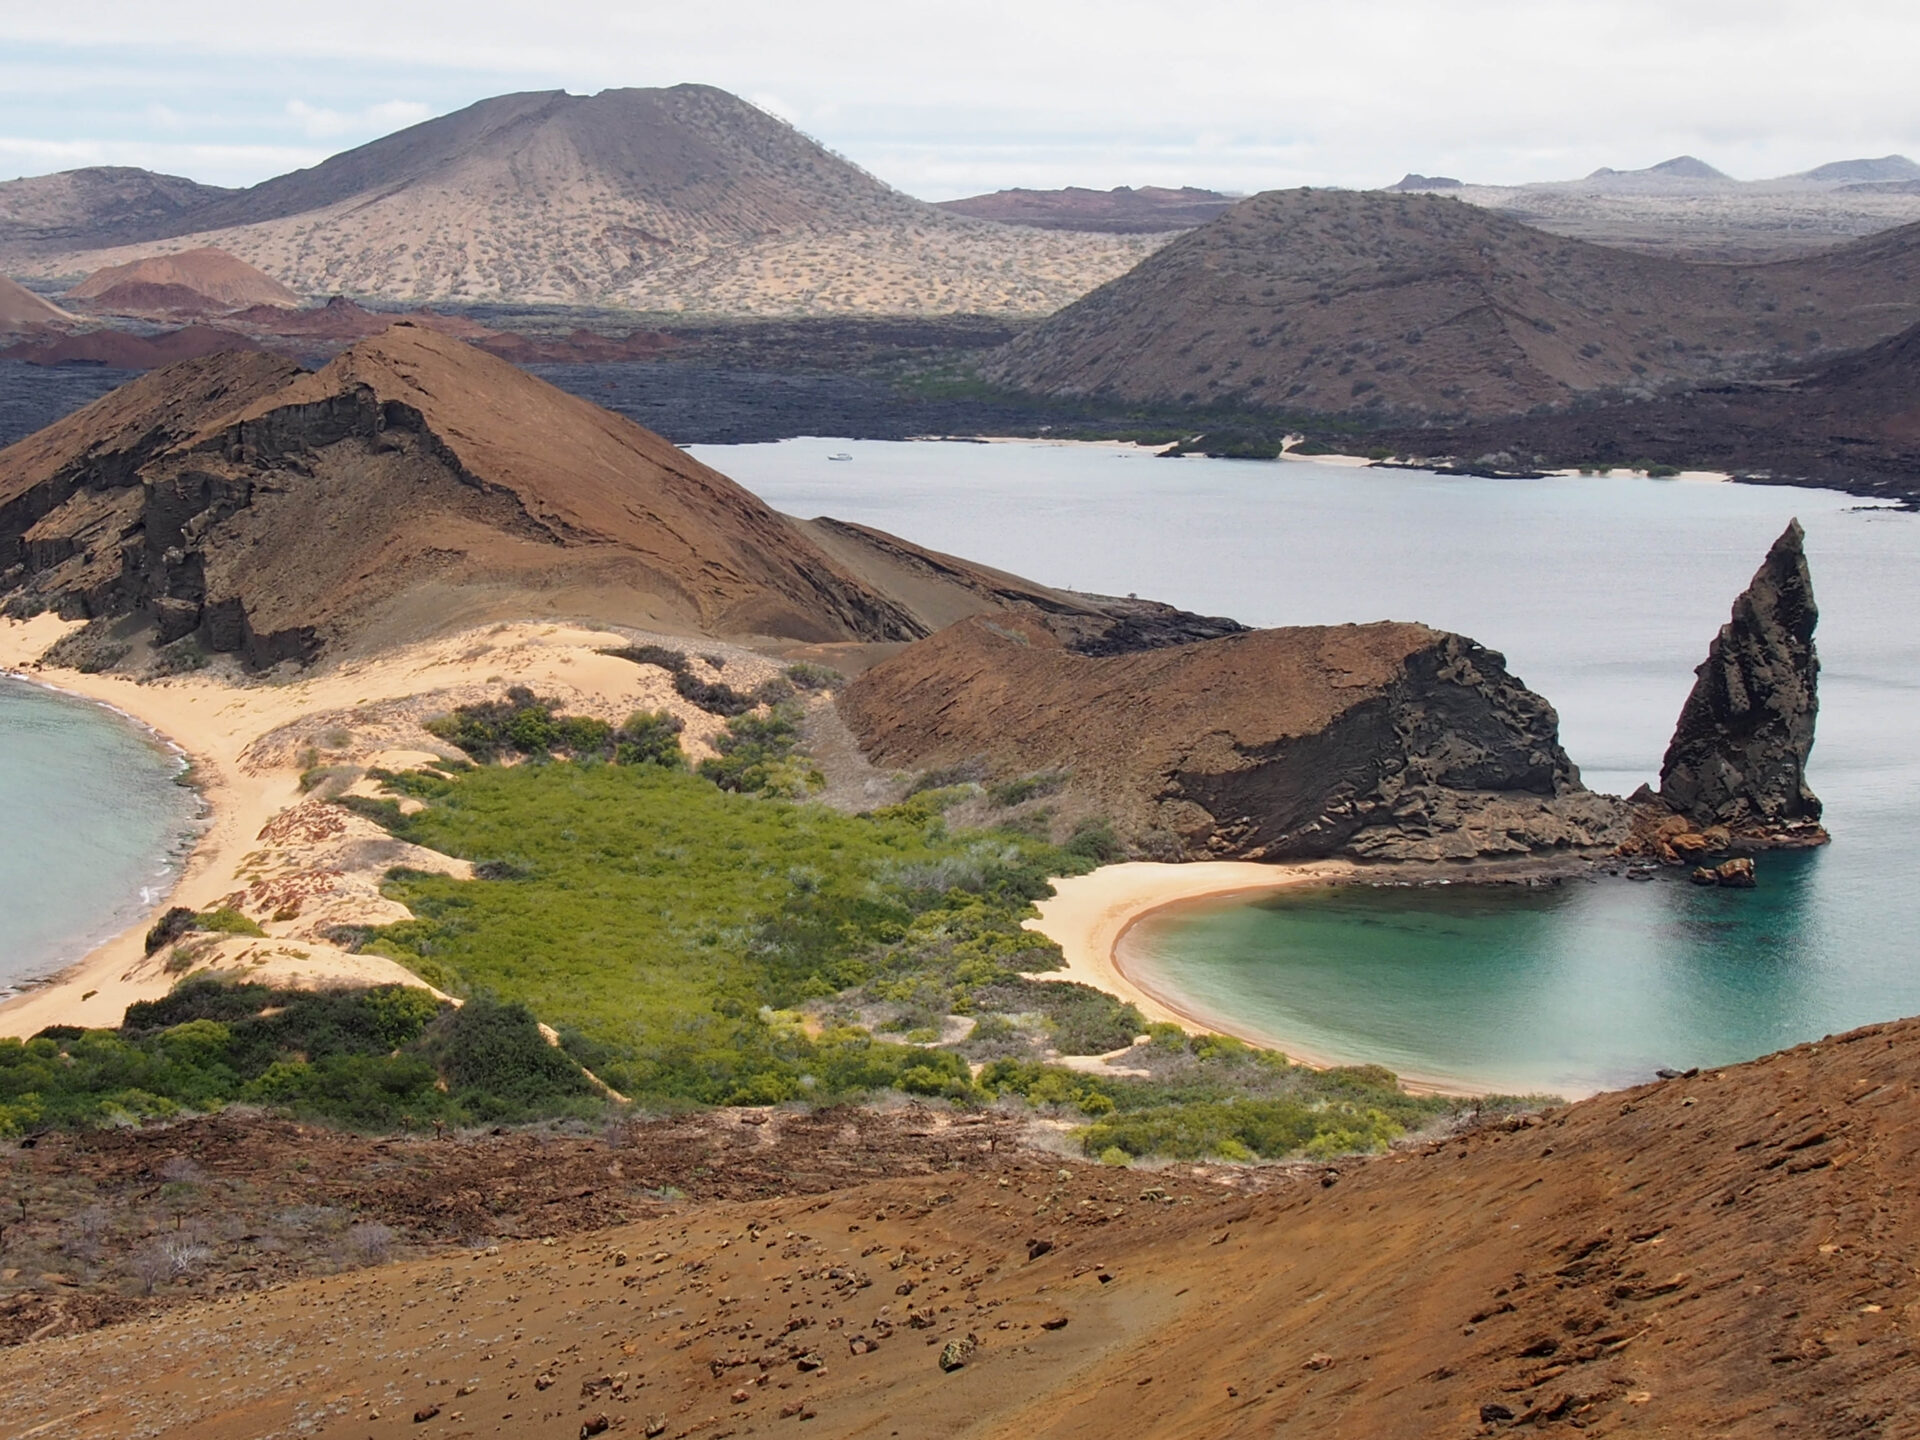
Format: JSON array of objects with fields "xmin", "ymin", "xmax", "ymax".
[
  {"xmin": 784, "ymin": 662, "xmax": 845, "ymax": 692},
  {"xmin": 0, "ymin": 979, "xmax": 601, "ymax": 1136},
  {"xmin": 698, "ymin": 705, "xmax": 820, "ymax": 795}
]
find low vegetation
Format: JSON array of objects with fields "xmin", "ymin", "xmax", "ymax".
[
  {"xmin": 6, "ymin": 688, "xmax": 1513, "ymax": 1164},
  {"xmin": 0, "ymin": 982, "xmax": 599, "ymax": 1136}
]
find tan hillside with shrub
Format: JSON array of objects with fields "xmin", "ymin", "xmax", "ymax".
[
  {"xmin": 17, "ymin": 87, "xmax": 1164, "ymax": 315},
  {"xmin": 982, "ymin": 189, "xmax": 1920, "ymax": 417}
]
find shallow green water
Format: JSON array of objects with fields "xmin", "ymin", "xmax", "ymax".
[
  {"xmin": 0, "ymin": 678, "xmax": 199, "ymax": 993},
  {"xmin": 1120, "ymin": 853, "xmax": 1877, "ymax": 1097}
]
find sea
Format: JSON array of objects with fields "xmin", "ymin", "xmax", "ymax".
[
  {"xmin": 0, "ymin": 678, "xmax": 200, "ymax": 996},
  {"xmin": 696, "ymin": 439, "xmax": 1920, "ymax": 1097}
]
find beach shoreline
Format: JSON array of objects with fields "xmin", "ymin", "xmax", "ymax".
[
  {"xmin": 0, "ymin": 614, "xmax": 769, "ymax": 1038},
  {"xmin": 1026, "ymin": 860, "xmax": 1507, "ymax": 1098}
]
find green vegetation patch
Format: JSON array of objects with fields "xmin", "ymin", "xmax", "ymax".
[
  {"xmin": 0, "ymin": 980, "xmax": 600, "ymax": 1136},
  {"xmin": 361, "ymin": 760, "xmax": 1032, "ymax": 1104}
]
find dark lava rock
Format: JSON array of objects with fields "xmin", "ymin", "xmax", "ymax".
[{"xmin": 1659, "ymin": 520, "xmax": 1822, "ymax": 837}]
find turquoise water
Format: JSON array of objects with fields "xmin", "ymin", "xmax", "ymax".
[
  {"xmin": 702, "ymin": 440, "xmax": 1920, "ymax": 1095},
  {"xmin": 0, "ymin": 678, "xmax": 200, "ymax": 995}
]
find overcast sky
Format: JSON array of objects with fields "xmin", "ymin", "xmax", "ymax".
[{"xmin": 3, "ymin": 1, "xmax": 1917, "ymax": 197}]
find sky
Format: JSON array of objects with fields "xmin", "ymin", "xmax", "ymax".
[{"xmin": 2, "ymin": 1, "xmax": 1917, "ymax": 198}]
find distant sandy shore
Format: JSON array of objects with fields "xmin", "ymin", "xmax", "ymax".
[
  {"xmin": 1025, "ymin": 860, "xmax": 1485, "ymax": 1096},
  {"xmin": 0, "ymin": 615, "xmax": 772, "ymax": 1038}
]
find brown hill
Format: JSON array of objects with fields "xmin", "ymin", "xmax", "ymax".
[
  {"xmin": 14, "ymin": 87, "xmax": 1162, "ymax": 315},
  {"xmin": 0, "ymin": 326, "xmax": 1228, "ymax": 665},
  {"xmin": 936, "ymin": 185, "xmax": 1237, "ymax": 233},
  {"xmin": 3, "ymin": 1012, "xmax": 1916, "ymax": 1437},
  {"xmin": 840, "ymin": 612, "xmax": 1625, "ymax": 861},
  {"xmin": 981, "ymin": 189, "xmax": 1920, "ymax": 418},
  {"xmin": 0, "ymin": 274, "xmax": 74, "ymax": 333},
  {"xmin": 0, "ymin": 166, "xmax": 233, "ymax": 254},
  {"xmin": 65, "ymin": 246, "xmax": 301, "ymax": 315}
]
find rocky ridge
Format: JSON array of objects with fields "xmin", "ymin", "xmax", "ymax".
[
  {"xmin": 935, "ymin": 185, "xmax": 1237, "ymax": 233},
  {"xmin": 840, "ymin": 613, "xmax": 1625, "ymax": 862}
]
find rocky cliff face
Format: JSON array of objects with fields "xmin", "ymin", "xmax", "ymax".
[
  {"xmin": 840, "ymin": 615, "xmax": 1628, "ymax": 862},
  {"xmin": 1658, "ymin": 519, "xmax": 1824, "ymax": 838}
]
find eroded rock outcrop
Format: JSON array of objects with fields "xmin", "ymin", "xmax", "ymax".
[
  {"xmin": 1657, "ymin": 519, "xmax": 1825, "ymax": 844},
  {"xmin": 839, "ymin": 614, "xmax": 1628, "ymax": 862}
]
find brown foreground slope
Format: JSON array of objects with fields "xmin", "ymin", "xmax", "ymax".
[
  {"xmin": 840, "ymin": 612, "xmax": 1623, "ymax": 861},
  {"xmin": 0, "ymin": 326, "xmax": 1231, "ymax": 664},
  {"xmin": 982, "ymin": 189, "xmax": 1920, "ymax": 417},
  {"xmin": 3, "ymin": 1016, "xmax": 1915, "ymax": 1438}
]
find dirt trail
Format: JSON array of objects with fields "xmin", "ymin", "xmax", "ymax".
[{"xmin": 3, "ymin": 1015, "xmax": 1917, "ymax": 1436}]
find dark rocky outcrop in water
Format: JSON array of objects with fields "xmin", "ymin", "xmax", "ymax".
[
  {"xmin": 840, "ymin": 614, "xmax": 1628, "ymax": 862},
  {"xmin": 1658, "ymin": 519, "xmax": 1823, "ymax": 838}
]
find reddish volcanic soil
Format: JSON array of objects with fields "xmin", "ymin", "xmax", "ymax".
[{"xmin": 1, "ymin": 1016, "xmax": 1917, "ymax": 1436}]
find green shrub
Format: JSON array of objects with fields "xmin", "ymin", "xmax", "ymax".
[
  {"xmin": 784, "ymin": 663, "xmax": 845, "ymax": 692},
  {"xmin": 986, "ymin": 770, "xmax": 1068, "ymax": 807},
  {"xmin": 196, "ymin": 907, "xmax": 265, "ymax": 938},
  {"xmin": 614, "ymin": 710, "xmax": 686, "ymax": 768}
]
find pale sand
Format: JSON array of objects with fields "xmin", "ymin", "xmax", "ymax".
[
  {"xmin": 1024, "ymin": 859, "xmax": 1354, "ymax": 1043},
  {"xmin": 0, "ymin": 615, "xmax": 773, "ymax": 1038},
  {"xmin": 1025, "ymin": 860, "xmax": 1484, "ymax": 1096}
]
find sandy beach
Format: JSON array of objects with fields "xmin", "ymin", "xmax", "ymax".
[
  {"xmin": 1024, "ymin": 859, "xmax": 1353, "ymax": 1040},
  {"xmin": 0, "ymin": 614, "xmax": 779, "ymax": 1039},
  {"xmin": 1026, "ymin": 859, "xmax": 1490, "ymax": 1095}
]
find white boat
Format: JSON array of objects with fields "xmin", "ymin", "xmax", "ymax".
[{"xmin": 827, "ymin": 452, "xmax": 853, "ymax": 462}]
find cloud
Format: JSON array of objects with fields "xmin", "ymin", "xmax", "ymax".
[
  {"xmin": 0, "ymin": 135, "xmax": 328, "ymax": 187},
  {"xmin": 284, "ymin": 99, "xmax": 433, "ymax": 140},
  {"xmin": 1, "ymin": 2, "xmax": 1917, "ymax": 191}
]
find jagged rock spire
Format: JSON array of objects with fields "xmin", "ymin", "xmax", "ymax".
[{"xmin": 1659, "ymin": 519, "xmax": 1821, "ymax": 831}]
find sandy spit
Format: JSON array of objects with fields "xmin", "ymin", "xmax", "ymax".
[{"xmin": 0, "ymin": 615, "xmax": 766, "ymax": 1038}]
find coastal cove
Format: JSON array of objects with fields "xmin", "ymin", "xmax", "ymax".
[
  {"xmin": 705, "ymin": 439, "xmax": 1920, "ymax": 1096},
  {"xmin": 0, "ymin": 676, "xmax": 198, "ymax": 995}
]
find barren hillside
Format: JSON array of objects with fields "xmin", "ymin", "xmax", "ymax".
[
  {"xmin": 937, "ymin": 185, "xmax": 1236, "ymax": 233},
  {"xmin": 9, "ymin": 87, "xmax": 1164, "ymax": 315},
  {"xmin": 0, "ymin": 274, "xmax": 72, "ymax": 332},
  {"xmin": 0, "ymin": 327, "xmax": 1230, "ymax": 663},
  {"xmin": 982, "ymin": 189, "xmax": 1920, "ymax": 417},
  {"xmin": 65, "ymin": 246, "xmax": 301, "ymax": 315},
  {"xmin": 2, "ymin": 1013, "xmax": 1915, "ymax": 1437},
  {"xmin": 840, "ymin": 612, "xmax": 1626, "ymax": 861}
]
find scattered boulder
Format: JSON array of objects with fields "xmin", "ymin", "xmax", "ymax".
[
  {"xmin": 1659, "ymin": 520, "xmax": 1825, "ymax": 844},
  {"xmin": 939, "ymin": 1333, "xmax": 980, "ymax": 1372},
  {"xmin": 1716, "ymin": 857, "xmax": 1757, "ymax": 888}
]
